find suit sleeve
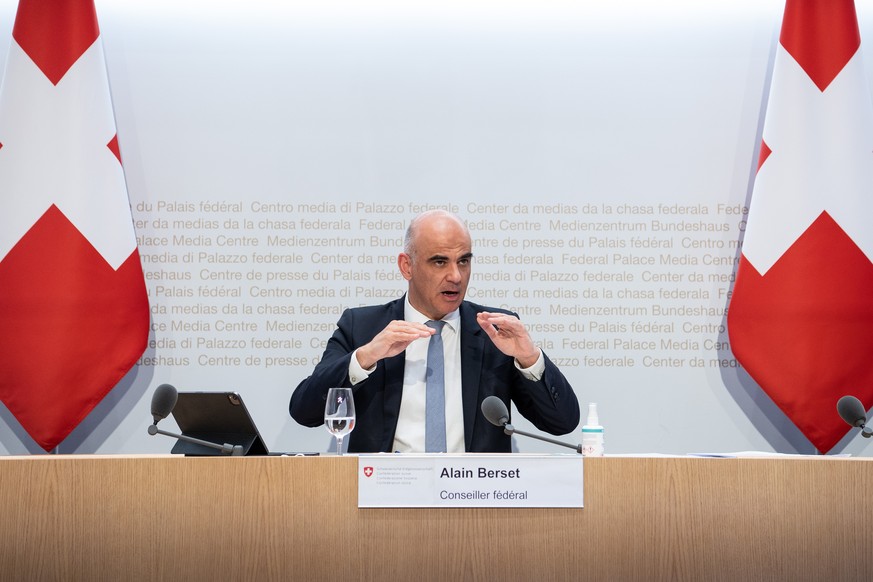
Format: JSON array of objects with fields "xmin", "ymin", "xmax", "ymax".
[
  {"xmin": 510, "ymin": 351, "xmax": 580, "ymax": 436},
  {"xmin": 289, "ymin": 309, "xmax": 358, "ymax": 427}
]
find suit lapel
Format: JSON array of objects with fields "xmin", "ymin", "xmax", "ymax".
[
  {"xmin": 381, "ymin": 297, "xmax": 407, "ymax": 450},
  {"xmin": 459, "ymin": 303, "xmax": 485, "ymax": 451}
]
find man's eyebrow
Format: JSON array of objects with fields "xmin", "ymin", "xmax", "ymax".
[{"xmin": 426, "ymin": 252, "xmax": 473, "ymax": 262}]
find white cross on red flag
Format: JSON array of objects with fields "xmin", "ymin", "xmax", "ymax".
[
  {"xmin": 0, "ymin": 0, "xmax": 149, "ymax": 451},
  {"xmin": 728, "ymin": 0, "xmax": 873, "ymax": 453}
]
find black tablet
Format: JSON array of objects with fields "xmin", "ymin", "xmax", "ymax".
[{"xmin": 170, "ymin": 391, "xmax": 269, "ymax": 456}]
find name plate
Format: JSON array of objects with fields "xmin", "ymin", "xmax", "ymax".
[{"xmin": 357, "ymin": 454, "xmax": 583, "ymax": 508}]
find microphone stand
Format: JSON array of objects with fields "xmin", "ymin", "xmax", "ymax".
[
  {"xmin": 502, "ymin": 423, "xmax": 583, "ymax": 454},
  {"xmin": 147, "ymin": 424, "xmax": 244, "ymax": 456}
]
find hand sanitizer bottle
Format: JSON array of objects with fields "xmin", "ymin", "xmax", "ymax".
[{"xmin": 581, "ymin": 403, "xmax": 604, "ymax": 457}]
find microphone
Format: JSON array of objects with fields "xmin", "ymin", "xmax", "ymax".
[
  {"xmin": 147, "ymin": 384, "xmax": 244, "ymax": 456},
  {"xmin": 481, "ymin": 395, "xmax": 509, "ymax": 427},
  {"xmin": 481, "ymin": 395, "xmax": 582, "ymax": 454},
  {"xmin": 837, "ymin": 395, "xmax": 873, "ymax": 438},
  {"xmin": 151, "ymin": 383, "xmax": 178, "ymax": 424}
]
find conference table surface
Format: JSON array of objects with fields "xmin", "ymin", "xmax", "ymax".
[{"xmin": 1, "ymin": 454, "xmax": 870, "ymax": 581}]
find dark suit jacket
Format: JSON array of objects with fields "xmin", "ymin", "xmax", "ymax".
[{"xmin": 289, "ymin": 296, "xmax": 580, "ymax": 452}]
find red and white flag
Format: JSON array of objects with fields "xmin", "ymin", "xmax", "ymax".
[
  {"xmin": 0, "ymin": 0, "xmax": 149, "ymax": 451},
  {"xmin": 728, "ymin": 0, "xmax": 873, "ymax": 453}
]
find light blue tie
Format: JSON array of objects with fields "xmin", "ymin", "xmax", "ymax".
[{"xmin": 425, "ymin": 320, "xmax": 447, "ymax": 453}]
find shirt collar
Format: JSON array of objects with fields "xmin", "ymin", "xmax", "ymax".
[{"xmin": 404, "ymin": 295, "xmax": 459, "ymax": 333}]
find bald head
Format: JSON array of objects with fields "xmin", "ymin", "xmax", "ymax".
[
  {"xmin": 398, "ymin": 210, "xmax": 473, "ymax": 319},
  {"xmin": 403, "ymin": 210, "xmax": 470, "ymax": 259}
]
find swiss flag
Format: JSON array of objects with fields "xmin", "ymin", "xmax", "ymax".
[
  {"xmin": 0, "ymin": 0, "xmax": 149, "ymax": 451},
  {"xmin": 728, "ymin": 0, "xmax": 873, "ymax": 453}
]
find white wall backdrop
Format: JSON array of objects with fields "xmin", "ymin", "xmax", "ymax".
[{"xmin": 2, "ymin": 0, "xmax": 873, "ymax": 456}]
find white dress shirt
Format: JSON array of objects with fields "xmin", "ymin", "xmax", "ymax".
[{"xmin": 391, "ymin": 301, "xmax": 465, "ymax": 453}]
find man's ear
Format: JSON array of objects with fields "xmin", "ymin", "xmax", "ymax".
[{"xmin": 397, "ymin": 253, "xmax": 413, "ymax": 281}]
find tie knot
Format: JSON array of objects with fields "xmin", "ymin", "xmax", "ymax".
[{"xmin": 426, "ymin": 320, "xmax": 446, "ymax": 333}]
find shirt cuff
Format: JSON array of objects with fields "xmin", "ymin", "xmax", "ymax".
[
  {"xmin": 349, "ymin": 348, "xmax": 376, "ymax": 385},
  {"xmin": 514, "ymin": 349, "xmax": 545, "ymax": 381}
]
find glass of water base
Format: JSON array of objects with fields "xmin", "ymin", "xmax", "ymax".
[{"xmin": 324, "ymin": 388, "xmax": 356, "ymax": 456}]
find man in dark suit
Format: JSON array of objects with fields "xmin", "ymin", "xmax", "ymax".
[{"xmin": 289, "ymin": 210, "xmax": 579, "ymax": 453}]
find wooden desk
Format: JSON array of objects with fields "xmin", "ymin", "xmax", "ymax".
[{"xmin": 1, "ymin": 455, "xmax": 870, "ymax": 581}]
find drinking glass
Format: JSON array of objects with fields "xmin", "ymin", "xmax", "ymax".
[{"xmin": 324, "ymin": 388, "xmax": 356, "ymax": 455}]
